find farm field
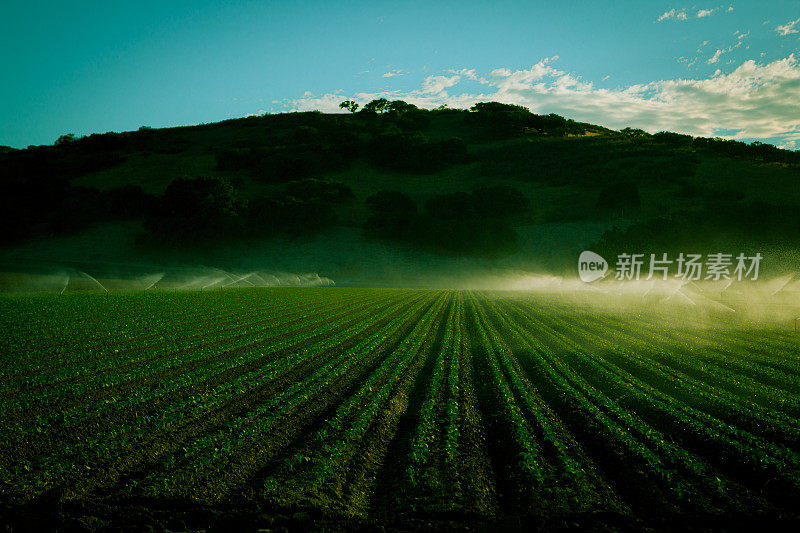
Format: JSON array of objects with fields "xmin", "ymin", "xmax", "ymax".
[{"xmin": 2, "ymin": 288, "xmax": 800, "ymax": 531}]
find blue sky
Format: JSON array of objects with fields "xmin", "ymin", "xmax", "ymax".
[{"xmin": 1, "ymin": 1, "xmax": 799, "ymax": 148}]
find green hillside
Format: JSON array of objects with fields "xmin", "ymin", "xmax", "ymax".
[{"xmin": 1, "ymin": 102, "xmax": 799, "ymax": 283}]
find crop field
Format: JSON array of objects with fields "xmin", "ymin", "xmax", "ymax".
[{"xmin": 2, "ymin": 288, "xmax": 800, "ymax": 531}]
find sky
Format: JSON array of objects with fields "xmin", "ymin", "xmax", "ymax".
[{"xmin": 1, "ymin": 1, "xmax": 799, "ymax": 149}]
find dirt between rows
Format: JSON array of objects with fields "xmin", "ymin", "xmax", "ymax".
[{"xmin": 3, "ymin": 497, "xmax": 799, "ymax": 532}]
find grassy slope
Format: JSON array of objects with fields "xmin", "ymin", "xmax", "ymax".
[
  {"xmin": 69, "ymin": 113, "xmax": 800, "ymax": 216},
  {"xmin": 6, "ymin": 111, "xmax": 800, "ymax": 282}
]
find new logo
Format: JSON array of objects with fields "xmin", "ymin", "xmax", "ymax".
[{"xmin": 578, "ymin": 251, "xmax": 608, "ymax": 282}]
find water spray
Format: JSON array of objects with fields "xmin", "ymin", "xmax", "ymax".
[
  {"xmin": 143, "ymin": 273, "xmax": 165, "ymax": 291},
  {"xmin": 80, "ymin": 271, "xmax": 109, "ymax": 294},
  {"xmin": 59, "ymin": 274, "xmax": 70, "ymax": 295}
]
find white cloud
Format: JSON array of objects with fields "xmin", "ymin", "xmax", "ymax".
[
  {"xmin": 658, "ymin": 8, "xmax": 688, "ymax": 21},
  {"xmin": 776, "ymin": 126, "xmax": 800, "ymax": 150},
  {"xmin": 776, "ymin": 17, "xmax": 800, "ymax": 36},
  {"xmin": 660, "ymin": 6, "xmax": 733, "ymax": 21},
  {"xmin": 382, "ymin": 69, "xmax": 405, "ymax": 78},
  {"xmin": 708, "ymin": 49, "xmax": 724, "ymax": 64},
  {"xmin": 780, "ymin": 141, "xmax": 799, "ymax": 150},
  {"xmin": 706, "ymin": 38, "xmax": 745, "ymax": 64},
  {"xmin": 449, "ymin": 68, "xmax": 475, "ymax": 78},
  {"xmin": 447, "ymin": 68, "xmax": 489, "ymax": 83},
  {"xmin": 284, "ymin": 55, "xmax": 800, "ymax": 147},
  {"xmin": 421, "ymin": 75, "xmax": 461, "ymax": 94},
  {"xmin": 490, "ymin": 68, "xmax": 512, "ymax": 77}
]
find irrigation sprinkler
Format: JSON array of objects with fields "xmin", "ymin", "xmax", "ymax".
[
  {"xmin": 81, "ymin": 271, "xmax": 109, "ymax": 294},
  {"xmin": 59, "ymin": 274, "xmax": 70, "ymax": 295},
  {"xmin": 143, "ymin": 273, "xmax": 164, "ymax": 291},
  {"xmin": 249, "ymin": 273, "xmax": 270, "ymax": 286},
  {"xmin": 222, "ymin": 272, "xmax": 256, "ymax": 288},
  {"xmin": 200, "ymin": 276, "xmax": 226, "ymax": 291}
]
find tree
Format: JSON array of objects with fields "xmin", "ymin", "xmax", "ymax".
[
  {"xmin": 620, "ymin": 127, "xmax": 650, "ymax": 139},
  {"xmin": 362, "ymin": 98, "xmax": 391, "ymax": 114},
  {"xmin": 531, "ymin": 113, "xmax": 570, "ymax": 136},
  {"xmin": 145, "ymin": 176, "xmax": 245, "ymax": 244},
  {"xmin": 387, "ymin": 100, "xmax": 418, "ymax": 114},
  {"xmin": 468, "ymin": 102, "xmax": 534, "ymax": 139},
  {"xmin": 339, "ymin": 100, "xmax": 359, "ymax": 113},
  {"xmin": 55, "ymin": 133, "xmax": 77, "ymax": 146},
  {"xmin": 470, "ymin": 102, "xmax": 531, "ymax": 115},
  {"xmin": 653, "ymin": 131, "xmax": 693, "ymax": 147},
  {"xmin": 249, "ymin": 194, "xmax": 336, "ymax": 236}
]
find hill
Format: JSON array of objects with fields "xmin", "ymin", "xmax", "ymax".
[{"xmin": 1, "ymin": 101, "xmax": 799, "ymax": 285}]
